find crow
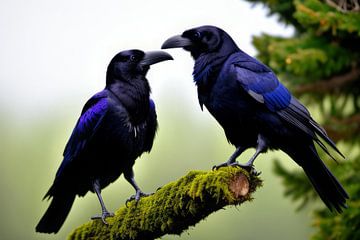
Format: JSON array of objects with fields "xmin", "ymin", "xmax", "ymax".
[
  {"xmin": 35, "ymin": 49, "xmax": 173, "ymax": 233},
  {"xmin": 162, "ymin": 25, "xmax": 348, "ymax": 213}
]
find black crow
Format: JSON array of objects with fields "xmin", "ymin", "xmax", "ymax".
[
  {"xmin": 162, "ymin": 25, "xmax": 348, "ymax": 213},
  {"xmin": 36, "ymin": 49, "xmax": 173, "ymax": 233}
]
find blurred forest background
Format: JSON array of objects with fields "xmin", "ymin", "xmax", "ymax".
[
  {"xmin": 0, "ymin": 0, "xmax": 359, "ymax": 239},
  {"xmin": 246, "ymin": 0, "xmax": 360, "ymax": 239}
]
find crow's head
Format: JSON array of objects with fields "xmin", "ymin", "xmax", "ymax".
[
  {"xmin": 161, "ymin": 25, "xmax": 239, "ymax": 59},
  {"xmin": 106, "ymin": 49, "xmax": 173, "ymax": 85}
]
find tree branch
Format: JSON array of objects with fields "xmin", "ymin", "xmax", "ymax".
[
  {"xmin": 324, "ymin": 114, "xmax": 360, "ymax": 141},
  {"xmin": 67, "ymin": 167, "xmax": 262, "ymax": 240},
  {"xmin": 294, "ymin": 65, "xmax": 360, "ymax": 94}
]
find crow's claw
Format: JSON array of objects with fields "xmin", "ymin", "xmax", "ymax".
[
  {"xmin": 91, "ymin": 211, "xmax": 114, "ymax": 225},
  {"xmin": 125, "ymin": 190, "xmax": 152, "ymax": 207},
  {"xmin": 237, "ymin": 164, "xmax": 261, "ymax": 176},
  {"xmin": 213, "ymin": 161, "xmax": 261, "ymax": 176},
  {"xmin": 212, "ymin": 161, "xmax": 242, "ymax": 171},
  {"xmin": 212, "ymin": 162, "xmax": 228, "ymax": 171},
  {"xmin": 212, "ymin": 161, "xmax": 241, "ymax": 171}
]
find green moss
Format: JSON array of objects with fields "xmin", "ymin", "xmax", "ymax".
[{"xmin": 67, "ymin": 167, "xmax": 262, "ymax": 240}]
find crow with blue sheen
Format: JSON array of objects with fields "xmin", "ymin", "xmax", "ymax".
[
  {"xmin": 162, "ymin": 25, "xmax": 348, "ymax": 213},
  {"xmin": 36, "ymin": 49, "xmax": 173, "ymax": 233}
]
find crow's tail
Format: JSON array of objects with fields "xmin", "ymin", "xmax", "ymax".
[
  {"xmin": 35, "ymin": 191, "xmax": 76, "ymax": 233},
  {"xmin": 286, "ymin": 144, "xmax": 349, "ymax": 213}
]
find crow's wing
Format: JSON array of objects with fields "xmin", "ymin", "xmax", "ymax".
[
  {"xmin": 231, "ymin": 53, "xmax": 344, "ymax": 158},
  {"xmin": 56, "ymin": 91, "xmax": 109, "ymax": 178},
  {"xmin": 232, "ymin": 55, "xmax": 291, "ymax": 112}
]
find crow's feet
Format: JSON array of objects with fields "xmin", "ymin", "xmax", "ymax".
[
  {"xmin": 212, "ymin": 161, "xmax": 240, "ymax": 171},
  {"xmin": 91, "ymin": 210, "xmax": 114, "ymax": 225},
  {"xmin": 212, "ymin": 162, "xmax": 261, "ymax": 176},
  {"xmin": 125, "ymin": 190, "xmax": 152, "ymax": 207},
  {"xmin": 238, "ymin": 164, "xmax": 261, "ymax": 176}
]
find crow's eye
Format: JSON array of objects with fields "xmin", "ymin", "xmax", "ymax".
[
  {"xmin": 193, "ymin": 31, "xmax": 201, "ymax": 39},
  {"xmin": 130, "ymin": 55, "xmax": 136, "ymax": 62}
]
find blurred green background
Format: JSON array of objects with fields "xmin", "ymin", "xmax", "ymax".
[{"xmin": 4, "ymin": 0, "xmax": 356, "ymax": 239}]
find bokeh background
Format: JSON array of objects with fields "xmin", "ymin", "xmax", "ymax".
[{"xmin": 2, "ymin": 0, "xmax": 358, "ymax": 239}]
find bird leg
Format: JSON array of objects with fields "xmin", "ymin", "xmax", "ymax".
[
  {"xmin": 237, "ymin": 134, "xmax": 268, "ymax": 175},
  {"xmin": 212, "ymin": 146, "xmax": 246, "ymax": 170},
  {"xmin": 124, "ymin": 169, "xmax": 152, "ymax": 206},
  {"xmin": 213, "ymin": 135, "xmax": 267, "ymax": 176},
  {"xmin": 91, "ymin": 180, "xmax": 114, "ymax": 224}
]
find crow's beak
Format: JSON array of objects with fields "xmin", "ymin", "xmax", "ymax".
[
  {"xmin": 139, "ymin": 51, "xmax": 173, "ymax": 67},
  {"xmin": 161, "ymin": 35, "xmax": 193, "ymax": 49}
]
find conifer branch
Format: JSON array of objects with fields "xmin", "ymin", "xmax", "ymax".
[{"xmin": 294, "ymin": 65, "xmax": 360, "ymax": 94}]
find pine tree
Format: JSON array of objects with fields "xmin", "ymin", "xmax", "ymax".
[{"xmin": 244, "ymin": 0, "xmax": 360, "ymax": 239}]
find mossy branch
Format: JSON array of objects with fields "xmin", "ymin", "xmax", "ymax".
[{"xmin": 67, "ymin": 167, "xmax": 262, "ymax": 240}]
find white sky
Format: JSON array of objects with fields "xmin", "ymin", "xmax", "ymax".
[{"xmin": 0, "ymin": 0, "xmax": 294, "ymax": 119}]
